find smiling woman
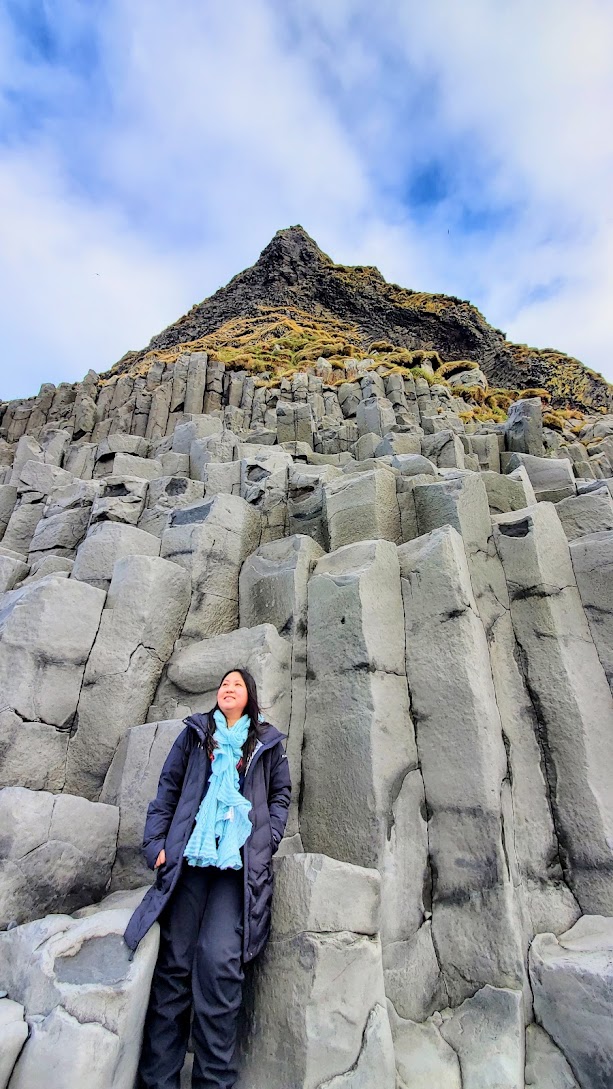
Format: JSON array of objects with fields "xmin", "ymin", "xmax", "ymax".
[{"xmin": 124, "ymin": 666, "xmax": 291, "ymax": 1089}]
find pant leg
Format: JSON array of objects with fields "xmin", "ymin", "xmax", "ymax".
[
  {"xmin": 137, "ymin": 863, "xmax": 211, "ymax": 1089},
  {"xmin": 191, "ymin": 868, "xmax": 245, "ymax": 1089}
]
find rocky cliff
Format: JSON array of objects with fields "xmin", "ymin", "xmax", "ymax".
[
  {"xmin": 0, "ymin": 235, "xmax": 613, "ymax": 1089},
  {"xmin": 126, "ymin": 226, "xmax": 611, "ymax": 414}
]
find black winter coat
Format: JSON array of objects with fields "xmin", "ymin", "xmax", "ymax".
[{"xmin": 123, "ymin": 712, "xmax": 291, "ymax": 964}]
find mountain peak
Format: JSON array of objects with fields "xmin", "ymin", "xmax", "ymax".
[
  {"xmin": 134, "ymin": 227, "xmax": 611, "ymax": 412},
  {"xmin": 243, "ymin": 224, "xmax": 334, "ymax": 287},
  {"xmin": 263, "ymin": 224, "xmax": 332, "ymax": 262}
]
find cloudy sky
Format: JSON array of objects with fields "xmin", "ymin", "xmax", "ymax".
[{"xmin": 1, "ymin": 0, "xmax": 612, "ymax": 400}]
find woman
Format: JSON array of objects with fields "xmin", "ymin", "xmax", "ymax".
[{"xmin": 124, "ymin": 667, "xmax": 292, "ymax": 1089}]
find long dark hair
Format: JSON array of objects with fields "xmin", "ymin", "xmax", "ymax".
[{"xmin": 205, "ymin": 667, "xmax": 264, "ymax": 768}]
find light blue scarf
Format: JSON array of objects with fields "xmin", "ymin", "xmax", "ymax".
[{"xmin": 183, "ymin": 708, "xmax": 254, "ymax": 870}]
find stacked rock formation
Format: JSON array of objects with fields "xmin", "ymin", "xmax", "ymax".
[{"xmin": 1, "ymin": 234, "xmax": 613, "ymax": 1088}]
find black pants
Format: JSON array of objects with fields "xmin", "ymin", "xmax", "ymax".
[{"xmin": 137, "ymin": 861, "xmax": 245, "ymax": 1089}]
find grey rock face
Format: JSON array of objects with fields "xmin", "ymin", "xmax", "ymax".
[
  {"xmin": 200, "ymin": 459, "xmax": 241, "ymax": 499},
  {"xmin": 388, "ymin": 462, "xmax": 431, "ymax": 537},
  {"xmin": 529, "ymin": 915, "xmax": 613, "ymax": 1089},
  {"xmin": 236, "ymin": 854, "xmax": 395, "ymax": 1089},
  {"xmin": 312, "ymin": 1005, "xmax": 397, "ymax": 1089},
  {"xmin": 158, "ymin": 450, "xmax": 189, "ymax": 477},
  {"xmin": 22, "ymin": 554, "xmax": 73, "ymax": 583},
  {"xmin": 138, "ymin": 475, "xmax": 205, "ymax": 537},
  {"xmin": 189, "ymin": 430, "xmax": 240, "ymax": 481},
  {"xmin": 145, "ymin": 381, "xmax": 172, "ymax": 441},
  {"xmin": 447, "ymin": 365, "xmax": 488, "ymax": 389},
  {"xmin": 389, "ymin": 1005, "xmax": 462, "ymax": 1089},
  {"xmin": 439, "ymin": 985, "xmax": 524, "ymax": 1089},
  {"xmin": 239, "ymin": 534, "xmax": 323, "ymax": 841},
  {"xmin": 503, "ymin": 452, "xmax": 576, "ymax": 503},
  {"xmin": 240, "ymin": 450, "xmax": 290, "ymax": 543},
  {"xmin": 421, "ymin": 428, "xmax": 466, "ymax": 468},
  {"xmin": 4, "ymin": 324, "xmax": 613, "ymax": 1084},
  {"xmin": 569, "ymin": 530, "xmax": 613, "ymax": 691},
  {"xmin": 71, "ymin": 520, "xmax": 161, "ymax": 589},
  {"xmin": 578, "ymin": 476, "xmax": 613, "ymax": 495},
  {"xmin": 494, "ymin": 504, "xmax": 613, "ymax": 915},
  {"xmin": 481, "ymin": 466, "xmax": 535, "ymax": 513},
  {"xmin": 337, "ymin": 381, "xmax": 360, "ymax": 418},
  {"xmin": 63, "ymin": 441, "xmax": 96, "ymax": 480},
  {"xmin": 160, "ymin": 494, "xmax": 261, "ymax": 644},
  {"xmin": 355, "ymin": 431, "xmax": 385, "ymax": 459},
  {"xmin": 302, "ymin": 539, "xmax": 415, "ymax": 864},
  {"xmin": 470, "ymin": 432, "xmax": 501, "ymax": 472},
  {"xmin": 395, "ymin": 472, "xmax": 437, "ymax": 544},
  {"xmin": 504, "ymin": 397, "xmax": 545, "ymax": 456},
  {"xmin": 183, "ymin": 354, "xmax": 209, "ymax": 415},
  {"xmin": 103, "ymin": 452, "xmax": 163, "ymax": 481},
  {"xmin": 399, "ymin": 525, "xmax": 526, "ymax": 1003},
  {"xmin": 0, "ymin": 575, "xmax": 105, "ymax": 729},
  {"xmin": 95, "ymin": 434, "xmax": 150, "ymax": 462},
  {"xmin": 302, "ymin": 539, "xmax": 426, "ymax": 1015},
  {"xmin": 0, "ymin": 556, "xmax": 28, "ymax": 594},
  {"xmin": 324, "ymin": 468, "xmax": 401, "ymax": 549},
  {"xmin": 0, "ymin": 998, "xmax": 28, "ymax": 1089},
  {"xmin": 101, "ymin": 719, "xmax": 185, "ymax": 890},
  {"xmin": 269, "ymin": 853, "xmax": 380, "ymax": 937},
  {"xmin": 287, "ymin": 463, "xmax": 341, "ymax": 548},
  {"xmin": 356, "ymin": 394, "xmax": 396, "ymax": 438},
  {"xmin": 0, "ymin": 485, "xmax": 17, "ymax": 542},
  {"xmin": 8, "ymin": 431, "xmax": 69, "ymax": 488},
  {"xmin": 315, "ymin": 420, "xmax": 358, "ymax": 455},
  {"xmin": 16, "ymin": 459, "xmax": 72, "ymax": 497},
  {"xmin": 0, "ymin": 905, "xmax": 158, "ymax": 1089},
  {"xmin": 276, "ymin": 401, "xmax": 315, "ymax": 446},
  {"xmin": 1, "ymin": 500, "xmax": 44, "ymax": 557},
  {"xmin": 390, "ymin": 453, "xmax": 436, "ymax": 477},
  {"xmin": 28, "ymin": 479, "xmax": 100, "ymax": 560},
  {"xmin": 375, "ymin": 432, "xmax": 423, "ymax": 458},
  {"xmin": 555, "ymin": 488, "xmax": 613, "ymax": 540},
  {"xmin": 422, "ymin": 412, "xmax": 465, "ymax": 436},
  {"xmin": 0, "ymin": 710, "xmax": 69, "ymax": 792},
  {"xmin": 0, "ymin": 787, "xmax": 119, "ymax": 926},
  {"xmin": 90, "ymin": 474, "xmax": 149, "ymax": 526},
  {"xmin": 413, "ymin": 473, "xmax": 579, "ymax": 939},
  {"xmin": 524, "ymin": 1023, "xmax": 580, "ymax": 1088},
  {"xmin": 63, "ymin": 555, "xmax": 191, "ymax": 799},
  {"xmin": 72, "ymin": 391, "xmax": 98, "ymax": 437}
]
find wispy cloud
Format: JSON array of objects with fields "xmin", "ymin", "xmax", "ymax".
[{"xmin": 0, "ymin": 0, "xmax": 611, "ymax": 399}]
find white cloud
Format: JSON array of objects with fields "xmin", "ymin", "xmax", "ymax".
[
  {"xmin": 0, "ymin": 0, "xmax": 378, "ymax": 398},
  {"xmin": 0, "ymin": 148, "xmax": 193, "ymax": 397},
  {"xmin": 277, "ymin": 0, "xmax": 613, "ymax": 376},
  {"xmin": 380, "ymin": 0, "xmax": 613, "ymax": 374},
  {"xmin": 0, "ymin": 0, "xmax": 612, "ymax": 400}
]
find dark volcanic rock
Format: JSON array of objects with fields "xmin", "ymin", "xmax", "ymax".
[
  {"xmin": 146, "ymin": 226, "xmax": 500, "ymax": 365},
  {"xmin": 137, "ymin": 226, "xmax": 611, "ymax": 412}
]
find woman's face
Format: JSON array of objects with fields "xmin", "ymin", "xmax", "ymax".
[{"xmin": 217, "ymin": 672, "xmax": 249, "ymax": 718}]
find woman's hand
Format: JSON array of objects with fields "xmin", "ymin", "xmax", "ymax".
[{"xmin": 154, "ymin": 849, "xmax": 166, "ymax": 869}]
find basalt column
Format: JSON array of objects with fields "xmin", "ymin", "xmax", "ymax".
[
  {"xmin": 399, "ymin": 525, "xmax": 526, "ymax": 1006},
  {"xmin": 300, "ymin": 539, "xmax": 432, "ymax": 1013}
]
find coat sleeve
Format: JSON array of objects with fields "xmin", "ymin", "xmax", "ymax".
[
  {"xmin": 142, "ymin": 726, "xmax": 192, "ymax": 869},
  {"xmin": 268, "ymin": 740, "xmax": 292, "ymax": 852}
]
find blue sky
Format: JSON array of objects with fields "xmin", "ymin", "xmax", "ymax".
[{"xmin": 1, "ymin": 0, "xmax": 612, "ymax": 400}]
